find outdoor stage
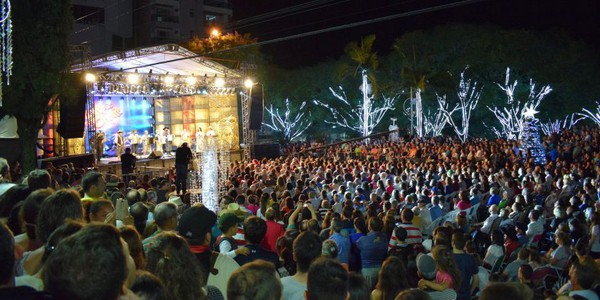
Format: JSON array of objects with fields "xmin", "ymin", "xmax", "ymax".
[{"xmin": 96, "ymin": 149, "xmax": 243, "ymax": 178}]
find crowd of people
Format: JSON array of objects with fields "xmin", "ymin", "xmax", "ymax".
[{"xmin": 1, "ymin": 126, "xmax": 600, "ymax": 300}]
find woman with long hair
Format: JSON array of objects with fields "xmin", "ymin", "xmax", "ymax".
[
  {"xmin": 418, "ymin": 245, "xmax": 461, "ymax": 292},
  {"xmin": 371, "ymin": 256, "xmax": 409, "ymax": 300},
  {"xmin": 146, "ymin": 232, "xmax": 213, "ymax": 300}
]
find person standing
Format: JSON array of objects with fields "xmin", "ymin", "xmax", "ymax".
[
  {"xmin": 115, "ymin": 130, "xmax": 125, "ymax": 159},
  {"xmin": 141, "ymin": 130, "xmax": 150, "ymax": 156},
  {"xmin": 165, "ymin": 127, "xmax": 173, "ymax": 155},
  {"xmin": 175, "ymin": 142, "xmax": 193, "ymax": 195},
  {"xmin": 129, "ymin": 129, "xmax": 140, "ymax": 155},
  {"xmin": 195, "ymin": 127, "xmax": 204, "ymax": 152},
  {"xmin": 95, "ymin": 130, "xmax": 106, "ymax": 163},
  {"xmin": 121, "ymin": 147, "xmax": 137, "ymax": 183}
]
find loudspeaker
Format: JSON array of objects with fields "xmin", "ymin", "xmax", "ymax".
[
  {"xmin": 253, "ymin": 143, "xmax": 280, "ymax": 159},
  {"xmin": 148, "ymin": 151, "xmax": 162, "ymax": 159},
  {"xmin": 57, "ymin": 77, "xmax": 87, "ymax": 139},
  {"xmin": 249, "ymin": 85, "xmax": 264, "ymax": 130}
]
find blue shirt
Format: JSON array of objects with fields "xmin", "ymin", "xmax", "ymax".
[
  {"xmin": 234, "ymin": 244, "xmax": 280, "ymax": 268},
  {"xmin": 330, "ymin": 232, "xmax": 351, "ymax": 265},
  {"xmin": 453, "ymin": 253, "xmax": 478, "ymax": 300},
  {"xmin": 356, "ymin": 231, "xmax": 388, "ymax": 268},
  {"xmin": 429, "ymin": 205, "xmax": 442, "ymax": 221},
  {"xmin": 487, "ymin": 194, "xmax": 501, "ymax": 206}
]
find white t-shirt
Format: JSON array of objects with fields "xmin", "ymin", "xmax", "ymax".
[
  {"xmin": 281, "ymin": 276, "xmax": 307, "ymax": 300},
  {"xmin": 483, "ymin": 244, "xmax": 504, "ymax": 267}
]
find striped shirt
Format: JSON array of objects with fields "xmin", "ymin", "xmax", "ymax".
[{"xmin": 388, "ymin": 223, "xmax": 422, "ymax": 250}]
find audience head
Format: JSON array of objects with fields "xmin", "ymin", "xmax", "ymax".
[
  {"xmin": 395, "ymin": 289, "xmax": 431, "ymax": 300},
  {"xmin": 227, "ymin": 259, "xmax": 282, "ymax": 300},
  {"xmin": 27, "ymin": 169, "xmax": 51, "ymax": 191},
  {"xmin": 130, "ymin": 270, "xmax": 166, "ymax": 300},
  {"xmin": 36, "ymin": 189, "xmax": 83, "ymax": 243},
  {"xmin": 307, "ymin": 257, "xmax": 349, "ymax": 300},
  {"xmin": 177, "ymin": 205, "xmax": 217, "ymax": 246},
  {"xmin": 44, "ymin": 223, "xmax": 129, "ymax": 300},
  {"xmin": 294, "ymin": 231, "xmax": 323, "ymax": 273},
  {"xmin": 347, "ymin": 272, "xmax": 370, "ymax": 300},
  {"xmin": 377, "ymin": 256, "xmax": 409, "ymax": 299},
  {"xmin": 20, "ymin": 188, "xmax": 53, "ymax": 240},
  {"xmin": 153, "ymin": 202, "xmax": 178, "ymax": 231},
  {"xmin": 89, "ymin": 199, "xmax": 115, "ymax": 224},
  {"xmin": 145, "ymin": 232, "xmax": 205, "ymax": 299},
  {"xmin": 244, "ymin": 216, "xmax": 267, "ymax": 244},
  {"xmin": 82, "ymin": 172, "xmax": 106, "ymax": 198}
]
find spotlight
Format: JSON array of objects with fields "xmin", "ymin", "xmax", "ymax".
[
  {"xmin": 186, "ymin": 75, "xmax": 197, "ymax": 86},
  {"xmin": 244, "ymin": 79, "xmax": 254, "ymax": 88},
  {"xmin": 127, "ymin": 73, "xmax": 140, "ymax": 84},
  {"xmin": 164, "ymin": 75, "xmax": 175, "ymax": 85},
  {"xmin": 85, "ymin": 73, "xmax": 96, "ymax": 82},
  {"xmin": 215, "ymin": 77, "xmax": 225, "ymax": 87}
]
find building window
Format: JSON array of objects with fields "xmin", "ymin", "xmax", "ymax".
[
  {"xmin": 205, "ymin": 14, "xmax": 217, "ymax": 22},
  {"xmin": 189, "ymin": 9, "xmax": 194, "ymax": 18}
]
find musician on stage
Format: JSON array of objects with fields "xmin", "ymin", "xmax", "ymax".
[
  {"xmin": 195, "ymin": 127, "xmax": 204, "ymax": 152},
  {"xmin": 141, "ymin": 130, "xmax": 150, "ymax": 156},
  {"xmin": 95, "ymin": 130, "xmax": 106, "ymax": 163},
  {"xmin": 165, "ymin": 127, "xmax": 173, "ymax": 155},
  {"xmin": 115, "ymin": 130, "xmax": 125, "ymax": 159},
  {"xmin": 129, "ymin": 129, "xmax": 141, "ymax": 155}
]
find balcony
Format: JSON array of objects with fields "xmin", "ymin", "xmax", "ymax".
[
  {"xmin": 204, "ymin": 0, "xmax": 232, "ymax": 9},
  {"xmin": 151, "ymin": 14, "xmax": 179, "ymax": 24}
]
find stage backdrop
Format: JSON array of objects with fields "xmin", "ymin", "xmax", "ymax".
[
  {"xmin": 93, "ymin": 96, "xmax": 155, "ymax": 149},
  {"xmin": 155, "ymin": 94, "xmax": 239, "ymax": 149}
]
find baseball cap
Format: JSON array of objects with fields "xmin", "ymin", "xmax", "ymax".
[
  {"xmin": 177, "ymin": 206, "xmax": 217, "ymax": 245},
  {"xmin": 417, "ymin": 253, "xmax": 437, "ymax": 280}
]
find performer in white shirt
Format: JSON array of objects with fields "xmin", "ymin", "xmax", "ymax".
[
  {"xmin": 141, "ymin": 130, "xmax": 150, "ymax": 156},
  {"xmin": 181, "ymin": 128, "xmax": 190, "ymax": 145},
  {"xmin": 157, "ymin": 127, "xmax": 166, "ymax": 154},
  {"xmin": 129, "ymin": 129, "xmax": 141, "ymax": 155},
  {"xmin": 163, "ymin": 127, "xmax": 173, "ymax": 155},
  {"xmin": 206, "ymin": 126, "xmax": 216, "ymax": 137},
  {"xmin": 195, "ymin": 127, "xmax": 204, "ymax": 152}
]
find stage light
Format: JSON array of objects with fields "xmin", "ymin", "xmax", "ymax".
[
  {"xmin": 85, "ymin": 73, "xmax": 96, "ymax": 82},
  {"xmin": 244, "ymin": 79, "xmax": 254, "ymax": 88},
  {"xmin": 164, "ymin": 75, "xmax": 175, "ymax": 85},
  {"xmin": 186, "ymin": 75, "xmax": 197, "ymax": 86},
  {"xmin": 127, "ymin": 73, "xmax": 140, "ymax": 84},
  {"xmin": 215, "ymin": 77, "xmax": 225, "ymax": 87}
]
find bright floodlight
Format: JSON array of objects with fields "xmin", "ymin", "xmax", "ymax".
[
  {"xmin": 127, "ymin": 73, "xmax": 140, "ymax": 84},
  {"xmin": 185, "ymin": 76, "xmax": 197, "ymax": 86},
  {"xmin": 211, "ymin": 28, "xmax": 220, "ymax": 37},
  {"xmin": 164, "ymin": 76, "xmax": 175, "ymax": 85},
  {"xmin": 215, "ymin": 77, "xmax": 225, "ymax": 87},
  {"xmin": 85, "ymin": 73, "xmax": 96, "ymax": 82},
  {"xmin": 244, "ymin": 79, "xmax": 254, "ymax": 88}
]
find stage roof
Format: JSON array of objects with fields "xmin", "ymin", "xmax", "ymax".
[{"xmin": 71, "ymin": 44, "xmax": 241, "ymax": 78}]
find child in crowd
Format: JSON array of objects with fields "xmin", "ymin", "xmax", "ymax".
[{"xmin": 215, "ymin": 213, "xmax": 249, "ymax": 258}]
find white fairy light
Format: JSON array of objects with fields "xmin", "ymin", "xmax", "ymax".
[
  {"xmin": 0, "ymin": 0, "xmax": 12, "ymax": 107},
  {"xmin": 437, "ymin": 68, "xmax": 481, "ymax": 143},
  {"xmin": 314, "ymin": 71, "xmax": 398, "ymax": 138},
  {"xmin": 540, "ymin": 114, "xmax": 584, "ymax": 135},
  {"xmin": 577, "ymin": 101, "xmax": 600, "ymax": 127},
  {"xmin": 487, "ymin": 68, "xmax": 552, "ymax": 140},
  {"xmin": 263, "ymin": 98, "xmax": 312, "ymax": 143}
]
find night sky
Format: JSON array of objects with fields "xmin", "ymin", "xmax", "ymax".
[{"xmin": 228, "ymin": 0, "xmax": 600, "ymax": 68}]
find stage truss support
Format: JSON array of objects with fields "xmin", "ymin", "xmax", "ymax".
[{"xmin": 240, "ymin": 91, "xmax": 254, "ymax": 161}]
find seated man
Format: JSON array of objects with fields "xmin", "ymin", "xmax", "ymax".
[{"xmin": 227, "ymin": 259, "xmax": 282, "ymax": 300}]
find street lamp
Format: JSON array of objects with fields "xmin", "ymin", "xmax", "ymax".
[{"xmin": 210, "ymin": 28, "xmax": 220, "ymax": 38}]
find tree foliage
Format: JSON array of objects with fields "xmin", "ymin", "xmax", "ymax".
[
  {"xmin": 1, "ymin": 0, "xmax": 73, "ymax": 172},
  {"xmin": 184, "ymin": 32, "xmax": 259, "ymax": 69}
]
